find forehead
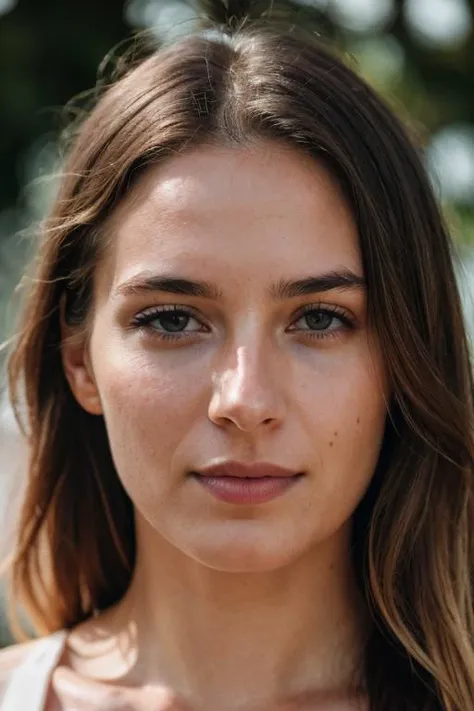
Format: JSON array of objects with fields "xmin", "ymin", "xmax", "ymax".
[{"xmin": 102, "ymin": 141, "xmax": 361, "ymax": 289}]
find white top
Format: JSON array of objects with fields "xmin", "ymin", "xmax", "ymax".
[{"xmin": 0, "ymin": 630, "xmax": 68, "ymax": 711}]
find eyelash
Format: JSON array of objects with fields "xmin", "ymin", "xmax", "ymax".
[{"xmin": 130, "ymin": 303, "xmax": 356, "ymax": 343}]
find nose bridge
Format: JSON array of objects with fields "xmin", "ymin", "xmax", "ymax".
[
  {"xmin": 224, "ymin": 340, "xmax": 273, "ymax": 395},
  {"xmin": 208, "ymin": 324, "xmax": 287, "ymax": 431}
]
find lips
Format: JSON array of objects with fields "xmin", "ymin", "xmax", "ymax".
[
  {"xmin": 195, "ymin": 460, "xmax": 301, "ymax": 479},
  {"xmin": 191, "ymin": 460, "xmax": 304, "ymax": 505}
]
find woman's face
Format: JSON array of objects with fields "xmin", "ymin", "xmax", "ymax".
[{"xmin": 67, "ymin": 141, "xmax": 388, "ymax": 571}]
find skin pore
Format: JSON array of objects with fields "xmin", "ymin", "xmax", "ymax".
[{"xmin": 60, "ymin": 141, "xmax": 388, "ymax": 711}]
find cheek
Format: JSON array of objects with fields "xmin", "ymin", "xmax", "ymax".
[
  {"xmin": 296, "ymin": 337, "xmax": 387, "ymax": 436},
  {"xmin": 90, "ymin": 341, "xmax": 207, "ymax": 488},
  {"xmin": 322, "ymin": 369, "xmax": 386, "ymax": 455},
  {"xmin": 293, "ymin": 343, "xmax": 387, "ymax": 514}
]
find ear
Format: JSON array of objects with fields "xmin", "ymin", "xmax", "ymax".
[{"xmin": 60, "ymin": 296, "xmax": 103, "ymax": 416}]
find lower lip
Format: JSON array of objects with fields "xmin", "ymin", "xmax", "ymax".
[{"xmin": 192, "ymin": 474, "xmax": 303, "ymax": 504}]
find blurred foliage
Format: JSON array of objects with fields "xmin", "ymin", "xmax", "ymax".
[
  {"xmin": 0, "ymin": 0, "xmax": 129, "ymax": 354},
  {"xmin": 0, "ymin": 0, "xmax": 127, "ymax": 210}
]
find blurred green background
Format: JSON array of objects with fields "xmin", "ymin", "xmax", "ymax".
[{"xmin": 0, "ymin": 0, "xmax": 473, "ymax": 644}]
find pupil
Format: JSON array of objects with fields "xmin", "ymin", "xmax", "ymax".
[
  {"xmin": 306, "ymin": 312, "xmax": 331, "ymax": 330},
  {"xmin": 162, "ymin": 313, "xmax": 188, "ymax": 332}
]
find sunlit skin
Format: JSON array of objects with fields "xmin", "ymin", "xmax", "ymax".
[{"xmin": 59, "ymin": 141, "xmax": 389, "ymax": 711}]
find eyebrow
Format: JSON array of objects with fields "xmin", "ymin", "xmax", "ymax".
[{"xmin": 115, "ymin": 268, "xmax": 366, "ymax": 301}]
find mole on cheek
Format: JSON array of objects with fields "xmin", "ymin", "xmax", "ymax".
[
  {"xmin": 329, "ymin": 441, "xmax": 333, "ymax": 447},
  {"xmin": 356, "ymin": 417, "xmax": 360, "ymax": 424}
]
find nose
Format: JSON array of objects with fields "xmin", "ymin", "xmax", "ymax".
[{"xmin": 208, "ymin": 342, "xmax": 287, "ymax": 433}]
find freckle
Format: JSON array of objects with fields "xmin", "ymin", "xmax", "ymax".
[
  {"xmin": 334, "ymin": 431, "xmax": 338, "ymax": 437},
  {"xmin": 357, "ymin": 417, "xmax": 360, "ymax": 424},
  {"xmin": 329, "ymin": 441, "xmax": 333, "ymax": 447}
]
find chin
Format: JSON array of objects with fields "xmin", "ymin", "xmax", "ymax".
[{"xmin": 180, "ymin": 529, "xmax": 306, "ymax": 573}]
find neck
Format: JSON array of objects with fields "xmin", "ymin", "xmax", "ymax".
[{"xmin": 70, "ymin": 514, "xmax": 369, "ymax": 710}]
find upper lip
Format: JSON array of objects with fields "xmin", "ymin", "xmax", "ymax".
[{"xmin": 195, "ymin": 461, "xmax": 301, "ymax": 479}]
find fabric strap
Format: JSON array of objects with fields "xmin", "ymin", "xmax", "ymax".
[{"xmin": 1, "ymin": 630, "xmax": 68, "ymax": 711}]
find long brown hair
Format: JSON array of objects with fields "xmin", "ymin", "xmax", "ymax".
[{"xmin": 5, "ymin": 11, "xmax": 474, "ymax": 710}]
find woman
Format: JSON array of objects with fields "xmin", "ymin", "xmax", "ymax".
[{"xmin": 0, "ymin": 6, "xmax": 473, "ymax": 710}]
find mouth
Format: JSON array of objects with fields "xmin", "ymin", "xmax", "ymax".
[
  {"xmin": 194, "ymin": 460, "xmax": 302, "ymax": 479},
  {"xmin": 190, "ymin": 472, "xmax": 304, "ymax": 505}
]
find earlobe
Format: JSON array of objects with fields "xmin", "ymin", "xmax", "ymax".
[{"xmin": 60, "ymin": 301, "xmax": 103, "ymax": 416}]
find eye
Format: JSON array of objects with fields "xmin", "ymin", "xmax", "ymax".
[
  {"xmin": 298, "ymin": 310, "xmax": 334, "ymax": 330},
  {"xmin": 131, "ymin": 306, "xmax": 207, "ymax": 341},
  {"xmin": 288, "ymin": 304, "xmax": 354, "ymax": 340}
]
